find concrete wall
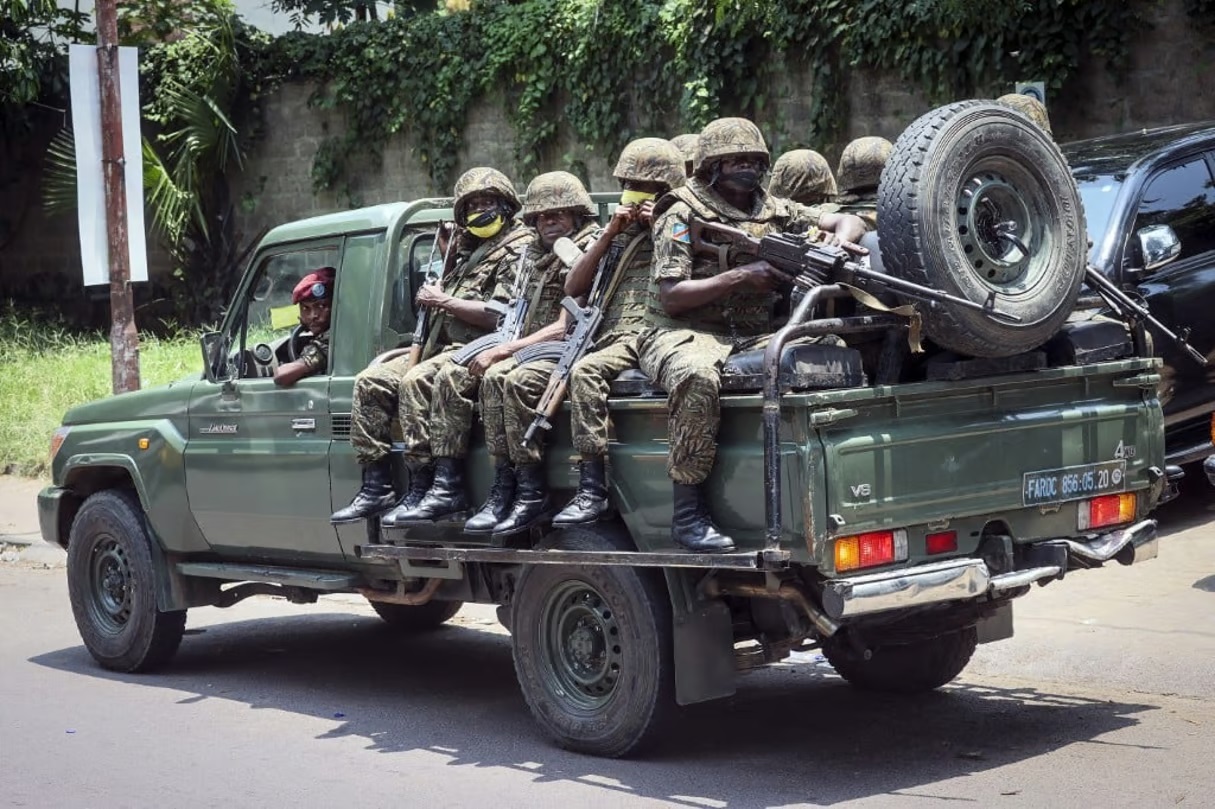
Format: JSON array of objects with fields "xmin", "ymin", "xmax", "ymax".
[{"xmin": 6, "ymin": 0, "xmax": 1215, "ymax": 317}]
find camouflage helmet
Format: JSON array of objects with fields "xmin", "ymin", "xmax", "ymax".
[
  {"xmin": 521, "ymin": 171, "xmax": 595, "ymax": 223},
  {"xmin": 452, "ymin": 167, "xmax": 521, "ymax": 222},
  {"xmin": 768, "ymin": 149, "xmax": 838, "ymax": 204},
  {"xmin": 613, "ymin": 137, "xmax": 686, "ymax": 190},
  {"xmin": 996, "ymin": 93, "xmax": 1053, "ymax": 135},
  {"xmin": 836, "ymin": 136, "xmax": 893, "ymax": 194},
  {"xmin": 694, "ymin": 117, "xmax": 770, "ymax": 177}
]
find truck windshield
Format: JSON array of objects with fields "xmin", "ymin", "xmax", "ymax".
[{"xmin": 1074, "ymin": 173, "xmax": 1123, "ymax": 260}]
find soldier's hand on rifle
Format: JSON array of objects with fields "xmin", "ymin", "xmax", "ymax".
[
  {"xmin": 416, "ymin": 285, "xmax": 449, "ymax": 310},
  {"xmin": 469, "ymin": 345, "xmax": 511, "ymax": 377},
  {"xmin": 733, "ymin": 260, "xmax": 786, "ymax": 292},
  {"xmin": 818, "ymin": 213, "xmax": 870, "ymax": 255}
]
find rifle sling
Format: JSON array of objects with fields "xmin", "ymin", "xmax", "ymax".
[{"xmin": 840, "ymin": 283, "xmax": 924, "ymax": 354}]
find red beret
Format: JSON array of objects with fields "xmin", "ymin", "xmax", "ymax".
[{"xmin": 292, "ymin": 267, "xmax": 336, "ymax": 303}]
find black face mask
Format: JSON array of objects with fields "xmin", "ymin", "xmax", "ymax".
[{"xmin": 713, "ymin": 167, "xmax": 764, "ymax": 194}]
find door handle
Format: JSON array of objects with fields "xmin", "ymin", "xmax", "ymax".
[{"xmin": 291, "ymin": 418, "xmax": 317, "ymax": 432}]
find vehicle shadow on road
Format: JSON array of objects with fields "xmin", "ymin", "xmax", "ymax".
[{"xmin": 30, "ymin": 610, "xmax": 1158, "ymax": 807}]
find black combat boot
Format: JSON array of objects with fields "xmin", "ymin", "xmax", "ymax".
[
  {"xmin": 391, "ymin": 457, "xmax": 468, "ymax": 523},
  {"xmin": 492, "ymin": 463, "xmax": 551, "ymax": 536},
  {"xmin": 380, "ymin": 461, "xmax": 435, "ymax": 527},
  {"xmin": 463, "ymin": 459, "xmax": 517, "ymax": 534},
  {"xmin": 330, "ymin": 457, "xmax": 397, "ymax": 523},
  {"xmin": 671, "ymin": 482, "xmax": 735, "ymax": 553},
  {"xmin": 552, "ymin": 458, "xmax": 611, "ymax": 526}
]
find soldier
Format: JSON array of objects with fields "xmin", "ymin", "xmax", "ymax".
[
  {"xmin": 768, "ymin": 149, "xmax": 838, "ymax": 207},
  {"xmin": 670, "ymin": 133, "xmax": 699, "ymax": 178},
  {"xmin": 835, "ymin": 136, "xmax": 893, "ymax": 231},
  {"xmin": 640, "ymin": 117, "xmax": 869, "ymax": 552},
  {"xmin": 996, "ymin": 93, "xmax": 1053, "ymax": 135},
  {"xmin": 274, "ymin": 267, "xmax": 334, "ymax": 388},
  {"xmin": 390, "ymin": 171, "xmax": 599, "ymax": 529},
  {"xmin": 540, "ymin": 138, "xmax": 687, "ymax": 526},
  {"xmin": 330, "ymin": 167, "xmax": 530, "ymax": 524}
]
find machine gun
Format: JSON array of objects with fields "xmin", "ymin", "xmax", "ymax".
[
  {"xmin": 407, "ymin": 223, "xmax": 455, "ymax": 368},
  {"xmin": 688, "ymin": 218, "xmax": 1022, "ymax": 324},
  {"xmin": 1082, "ymin": 264, "xmax": 1208, "ymax": 365},
  {"xmin": 516, "ymin": 236, "xmax": 628, "ymax": 446},
  {"xmin": 451, "ymin": 248, "xmax": 532, "ymax": 366}
]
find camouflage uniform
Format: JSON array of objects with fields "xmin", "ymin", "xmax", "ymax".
[
  {"xmin": 298, "ymin": 330, "xmax": 330, "ymax": 375},
  {"xmin": 639, "ymin": 120, "xmax": 826, "ymax": 487},
  {"xmin": 996, "ymin": 93, "xmax": 1053, "ymax": 135},
  {"xmin": 835, "ymin": 136, "xmax": 892, "ymax": 231},
  {"xmin": 670, "ymin": 133, "xmax": 699, "ymax": 177},
  {"xmin": 768, "ymin": 149, "xmax": 838, "ymax": 207}
]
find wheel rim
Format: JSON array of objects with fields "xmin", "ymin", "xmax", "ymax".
[
  {"xmin": 955, "ymin": 168, "xmax": 1038, "ymax": 287},
  {"xmin": 538, "ymin": 580, "xmax": 623, "ymax": 714},
  {"xmin": 87, "ymin": 536, "xmax": 133, "ymax": 635}
]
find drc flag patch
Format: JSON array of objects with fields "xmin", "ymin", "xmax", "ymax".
[{"xmin": 672, "ymin": 221, "xmax": 691, "ymax": 244}]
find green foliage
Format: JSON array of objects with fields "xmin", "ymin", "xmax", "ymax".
[{"xmin": 0, "ymin": 0, "xmax": 88, "ymax": 111}]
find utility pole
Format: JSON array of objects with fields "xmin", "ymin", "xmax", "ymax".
[{"xmin": 95, "ymin": 0, "xmax": 141, "ymax": 393}]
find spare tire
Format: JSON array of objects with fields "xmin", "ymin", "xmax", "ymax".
[{"xmin": 877, "ymin": 100, "xmax": 1087, "ymax": 357}]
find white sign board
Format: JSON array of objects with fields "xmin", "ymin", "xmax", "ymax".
[{"xmin": 69, "ymin": 44, "xmax": 148, "ymax": 286}]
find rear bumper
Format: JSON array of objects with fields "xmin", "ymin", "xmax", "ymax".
[{"xmin": 821, "ymin": 519, "xmax": 1158, "ymax": 620}]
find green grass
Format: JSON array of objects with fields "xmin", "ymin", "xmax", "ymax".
[{"xmin": 0, "ymin": 308, "xmax": 202, "ymax": 476}]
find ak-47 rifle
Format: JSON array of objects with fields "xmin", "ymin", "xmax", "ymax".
[
  {"xmin": 1082, "ymin": 264, "xmax": 1207, "ymax": 365},
  {"xmin": 688, "ymin": 218, "xmax": 1023, "ymax": 324},
  {"xmin": 407, "ymin": 223, "xmax": 455, "ymax": 368},
  {"xmin": 451, "ymin": 245, "xmax": 532, "ymax": 366},
  {"xmin": 517, "ymin": 236, "xmax": 626, "ymax": 446}
]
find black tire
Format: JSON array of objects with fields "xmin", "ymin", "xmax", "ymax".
[
  {"xmin": 66, "ymin": 490, "xmax": 187, "ymax": 673},
  {"xmin": 369, "ymin": 599, "xmax": 463, "ymax": 631},
  {"xmin": 510, "ymin": 525, "xmax": 674, "ymax": 758},
  {"xmin": 878, "ymin": 100, "xmax": 1087, "ymax": 357},
  {"xmin": 822, "ymin": 627, "xmax": 977, "ymax": 694}
]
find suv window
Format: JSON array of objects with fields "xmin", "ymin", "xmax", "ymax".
[{"xmin": 1131, "ymin": 157, "xmax": 1215, "ymax": 264}]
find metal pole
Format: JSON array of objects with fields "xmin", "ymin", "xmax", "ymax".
[{"xmin": 96, "ymin": 0, "xmax": 140, "ymax": 393}]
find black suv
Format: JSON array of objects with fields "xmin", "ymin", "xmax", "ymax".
[{"xmin": 1063, "ymin": 123, "xmax": 1215, "ymax": 473}]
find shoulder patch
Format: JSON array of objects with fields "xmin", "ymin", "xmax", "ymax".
[{"xmin": 671, "ymin": 221, "xmax": 691, "ymax": 244}]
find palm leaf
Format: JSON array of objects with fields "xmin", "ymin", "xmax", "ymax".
[{"xmin": 41, "ymin": 127, "xmax": 78, "ymax": 216}]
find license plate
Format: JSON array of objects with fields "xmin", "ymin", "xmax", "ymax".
[{"xmin": 1022, "ymin": 460, "xmax": 1127, "ymax": 506}]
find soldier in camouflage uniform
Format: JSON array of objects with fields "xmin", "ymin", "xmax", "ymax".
[
  {"xmin": 996, "ymin": 93, "xmax": 1053, "ymax": 135},
  {"xmin": 547, "ymin": 138, "xmax": 687, "ymax": 526},
  {"xmin": 274, "ymin": 267, "xmax": 334, "ymax": 388},
  {"xmin": 639, "ymin": 117, "xmax": 869, "ymax": 552},
  {"xmin": 332, "ymin": 167, "xmax": 529, "ymax": 524},
  {"xmin": 393, "ymin": 171, "xmax": 599, "ymax": 530},
  {"xmin": 768, "ymin": 149, "xmax": 838, "ymax": 207},
  {"xmin": 834, "ymin": 136, "xmax": 892, "ymax": 231},
  {"xmin": 670, "ymin": 133, "xmax": 699, "ymax": 178}
]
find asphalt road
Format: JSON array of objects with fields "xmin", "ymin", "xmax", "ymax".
[{"xmin": 2, "ymin": 478, "xmax": 1214, "ymax": 808}]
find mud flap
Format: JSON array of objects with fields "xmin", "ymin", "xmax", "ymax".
[
  {"xmin": 664, "ymin": 569, "xmax": 736, "ymax": 705},
  {"xmin": 976, "ymin": 602, "xmax": 1014, "ymax": 645}
]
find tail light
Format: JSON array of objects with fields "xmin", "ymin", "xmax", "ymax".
[
  {"xmin": 925, "ymin": 530, "xmax": 958, "ymax": 555},
  {"xmin": 1078, "ymin": 492, "xmax": 1136, "ymax": 530},
  {"xmin": 834, "ymin": 529, "xmax": 908, "ymax": 573}
]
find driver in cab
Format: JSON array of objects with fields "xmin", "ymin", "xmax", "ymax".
[{"xmin": 274, "ymin": 267, "xmax": 334, "ymax": 387}]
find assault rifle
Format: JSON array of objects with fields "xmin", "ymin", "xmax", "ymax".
[
  {"xmin": 688, "ymin": 218, "xmax": 1023, "ymax": 324},
  {"xmin": 451, "ymin": 247, "xmax": 531, "ymax": 366},
  {"xmin": 516, "ymin": 237, "xmax": 621, "ymax": 446},
  {"xmin": 407, "ymin": 223, "xmax": 455, "ymax": 368}
]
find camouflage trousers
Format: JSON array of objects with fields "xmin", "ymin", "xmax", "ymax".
[
  {"xmin": 482, "ymin": 357, "xmax": 557, "ymax": 466},
  {"xmin": 349, "ymin": 353, "xmax": 413, "ymax": 465},
  {"xmin": 428, "ymin": 352, "xmax": 496, "ymax": 459},
  {"xmin": 397, "ymin": 346, "xmax": 461, "ymax": 464},
  {"xmin": 638, "ymin": 328, "xmax": 767, "ymax": 486},
  {"xmin": 568, "ymin": 336, "xmax": 640, "ymax": 459}
]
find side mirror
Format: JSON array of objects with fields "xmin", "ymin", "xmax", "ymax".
[
  {"xmin": 200, "ymin": 332, "xmax": 227, "ymax": 382},
  {"xmin": 1137, "ymin": 224, "xmax": 1182, "ymax": 273}
]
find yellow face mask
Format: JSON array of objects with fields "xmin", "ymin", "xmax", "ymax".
[
  {"xmin": 466, "ymin": 211, "xmax": 505, "ymax": 240},
  {"xmin": 620, "ymin": 189, "xmax": 657, "ymax": 207}
]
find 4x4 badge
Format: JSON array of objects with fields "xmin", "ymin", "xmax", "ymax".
[{"xmin": 200, "ymin": 424, "xmax": 238, "ymax": 435}]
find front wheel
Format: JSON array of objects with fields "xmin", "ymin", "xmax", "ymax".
[
  {"xmin": 510, "ymin": 526, "xmax": 674, "ymax": 758},
  {"xmin": 66, "ymin": 490, "xmax": 186, "ymax": 672},
  {"xmin": 822, "ymin": 627, "xmax": 977, "ymax": 694}
]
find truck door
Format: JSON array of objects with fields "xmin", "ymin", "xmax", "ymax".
[{"xmin": 185, "ymin": 240, "xmax": 346, "ymax": 561}]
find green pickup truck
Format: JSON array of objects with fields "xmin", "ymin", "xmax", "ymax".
[{"xmin": 40, "ymin": 103, "xmax": 1168, "ymax": 758}]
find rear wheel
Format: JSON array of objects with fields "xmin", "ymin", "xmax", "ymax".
[
  {"xmin": 67, "ymin": 490, "xmax": 186, "ymax": 673},
  {"xmin": 879, "ymin": 100, "xmax": 1087, "ymax": 357},
  {"xmin": 368, "ymin": 599, "xmax": 463, "ymax": 631},
  {"xmin": 511, "ymin": 526, "xmax": 673, "ymax": 757},
  {"xmin": 822, "ymin": 627, "xmax": 977, "ymax": 694}
]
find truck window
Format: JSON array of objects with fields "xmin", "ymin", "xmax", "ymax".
[
  {"xmin": 1132, "ymin": 157, "xmax": 1215, "ymax": 264},
  {"xmin": 386, "ymin": 229, "xmax": 437, "ymax": 336}
]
